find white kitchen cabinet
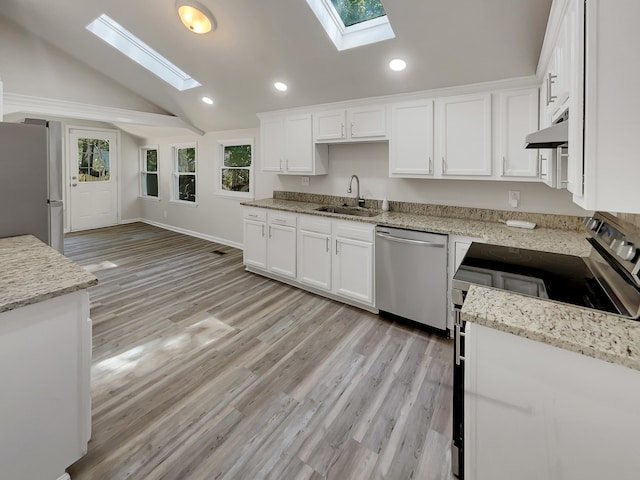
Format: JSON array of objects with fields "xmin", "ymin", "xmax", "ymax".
[
  {"xmin": 298, "ymin": 215, "xmax": 332, "ymax": 291},
  {"xmin": 389, "ymin": 100, "xmax": 434, "ymax": 177},
  {"xmin": 260, "ymin": 114, "xmax": 329, "ymax": 175},
  {"xmin": 566, "ymin": 0, "xmax": 640, "ymax": 212},
  {"xmin": 333, "ymin": 221, "xmax": 375, "ymax": 306},
  {"xmin": 464, "ymin": 322, "xmax": 640, "ymax": 480},
  {"xmin": 242, "ymin": 208, "xmax": 267, "ymax": 269},
  {"xmin": 435, "ymin": 94, "xmax": 492, "ymax": 177},
  {"xmin": 496, "ymin": 88, "xmax": 540, "ymax": 179},
  {"xmin": 313, "ymin": 105, "xmax": 387, "ymax": 143},
  {"xmin": 267, "ymin": 212, "xmax": 297, "ymax": 279}
]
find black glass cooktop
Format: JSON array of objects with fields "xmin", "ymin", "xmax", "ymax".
[{"xmin": 453, "ymin": 243, "xmax": 620, "ymax": 315}]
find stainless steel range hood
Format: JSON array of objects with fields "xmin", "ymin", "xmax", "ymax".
[{"xmin": 524, "ymin": 120, "xmax": 569, "ymax": 149}]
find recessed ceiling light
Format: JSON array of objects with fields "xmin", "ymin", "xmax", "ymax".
[
  {"xmin": 389, "ymin": 58, "xmax": 407, "ymax": 72},
  {"xmin": 201, "ymin": 96, "xmax": 214, "ymax": 105},
  {"xmin": 274, "ymin": 82, "xmax": 288, "ymax": 92}
]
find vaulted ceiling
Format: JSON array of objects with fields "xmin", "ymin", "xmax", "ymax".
[{"xmin": 1, "ymin": 0, "xmax": 552, "ymax": 132}]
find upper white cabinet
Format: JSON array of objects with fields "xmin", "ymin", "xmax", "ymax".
[
  {"xmin": 496, "ymin": 88, "xmax": 540, "ymax": 179},
  {"xmin": 313, "ymin": 105, "xmax": 387, "ymax": 143},
  {"xmin": 435, "ymin": 94, "xmax": 492, "ymax": 177},
  {"xmin": 389, "ymin": 100, "xmax": 434, "ymax": 177},
  {"xmin": 260, "ymin": 114, "xmax": 329, "ymax": 175}
]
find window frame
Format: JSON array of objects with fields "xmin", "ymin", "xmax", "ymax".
[
  {"xmin": 171, "ymin": 142, "xmax": 198, "ymax": 205},
  {"xmin": 217, "ymin": 138, "xmax": 254, "ymax": 199},
  {"xmin": 140, "ymin": 145, "xmax": 159, "ymax": 199}
]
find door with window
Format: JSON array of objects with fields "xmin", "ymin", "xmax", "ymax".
[{"xmin": 69, "ymin": 129, "xmax": 118, "ymax": 231}]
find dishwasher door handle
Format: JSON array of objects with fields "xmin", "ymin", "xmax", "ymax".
[{"xmin": 375, "ymin": 232, "xmax": 446, "ymax": 247}]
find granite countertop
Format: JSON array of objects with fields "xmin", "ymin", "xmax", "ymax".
[
  {"xmin": 0, "ymin": 235, "xmax": 98, "ymax": 314},
  {"xmin": 461, "ymin": 286, "xmax": 640, "ymax": 371},
  {"xmin": 243, "ymin": 197, "xmax": 591, "ymax": 256}
]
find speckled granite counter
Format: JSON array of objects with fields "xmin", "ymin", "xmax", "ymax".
[
  {"xmin": 0, "ymin": 235, "xmax": 97, "ymax": 313},
  {"xmin": 461, "ymin": 286, "xmax": 640, "ymax": 371},
  {"xmin": 243, "ymin": 197, "xmax": 591, "ymax": 256}
]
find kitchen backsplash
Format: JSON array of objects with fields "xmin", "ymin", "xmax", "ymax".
[{"xmin": 273, "ymin": 191, "xmax": 585, "ymax": 231}]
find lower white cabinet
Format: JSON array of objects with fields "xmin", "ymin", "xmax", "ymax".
[
  {"xmin": 465, "ymin": 322, "xmax": 640, "ymax": 480},
  {"xmin": 298, "ymin": 216, "xmax": 332, "ymax": 291},
  {"xmin": 333, "ymin": 221, "xmax": 374, "ymax": 305},
  {"xmin": 244, "ymin": 208, "xmax": 375, "ymax": 309}
]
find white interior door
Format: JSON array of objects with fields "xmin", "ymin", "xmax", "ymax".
[{"xmin": 68, "ymin": 128, "xmax": 118, "ymax": 231}]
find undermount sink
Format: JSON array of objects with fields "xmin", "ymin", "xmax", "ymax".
[{"xmin": 315, "ymin": 206, "xmax": 380, "ymax": 217}]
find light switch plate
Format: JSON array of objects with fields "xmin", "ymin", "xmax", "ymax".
[
  {"xmin": 508, "ymin": 190, "xmax": 520, "ymax": 208},
  {"xmin": 301, "ymin": 176, "xmax": 310, "ymax": 186}
]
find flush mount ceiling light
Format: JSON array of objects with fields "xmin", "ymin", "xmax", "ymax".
[
  {"xmin": 389, "ymin": 58, "xmax": 407, "ymax": 72},
  {"xmin": 176, "ymin": 0, "xmax": 216, "ymax": 34},
  {"xmin": 201, "ymin": 96, "xmax": 214, "ymax": 105},
  {"xmin": 274, "ymin": 82, "xmax": 288, "ymax": 92}
]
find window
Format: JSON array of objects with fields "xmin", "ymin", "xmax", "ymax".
[
  {"xmin": 305, "ymin": 0, "xmax": 395, "ymax": 51},
  {"xmin": 218, "ymin": 139, "xmax": 253, "ymax": 198},
  {"xmin": 140, "ymin": 146, "xmax": 158, "ymax": 198},
  {"xmin": 172, "ymin": 144, "xmax": 197, "ymax": 203}
]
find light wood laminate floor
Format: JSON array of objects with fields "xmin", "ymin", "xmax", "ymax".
[{"xmin": 65, "ymin": 222, "xmax": 454, "ymax": 480}]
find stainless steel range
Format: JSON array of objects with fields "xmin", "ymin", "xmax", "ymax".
[{"xmin": 450, "ymin": 212, "xmax": 640, "ymax": 479}]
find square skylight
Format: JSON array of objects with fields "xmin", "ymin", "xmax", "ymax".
[
  {"xmin": 86, "ymin": 14, "xmax": 201, "ymax": 91},
  {"xmin": 330, "ymin": 0, "xmax": 386, "ymax": 27},
  {"xmin": 306, "ymin": 0, "xmax": 395, "ymax": 51}
]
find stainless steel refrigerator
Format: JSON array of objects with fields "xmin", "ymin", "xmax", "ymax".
[{"xmin": 0, "ymin": 119, "xmax": 64, "ymax": 253}]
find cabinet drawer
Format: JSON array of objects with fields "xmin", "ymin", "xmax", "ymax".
[
  {"xmin": 268, "ymin": 211, "xmax": 297, "ymax": 227},
  {"xmin": 334, "ymin": 221, "xmax": 375, "ymax": 243},
  {"xmin": 244, "ymin": 207, "xmax": 266, "ymax": 222},
  {"xmin": 300, "ymin": 214, "xmax": 332, "ymax": 234}
]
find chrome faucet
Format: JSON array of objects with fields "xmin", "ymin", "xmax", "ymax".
[{"xmin": 347, "ymin": 174, "xmax": 365, "ymax": 208}]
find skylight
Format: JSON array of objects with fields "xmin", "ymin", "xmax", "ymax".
[
  {"xmin": 306, "ymin": 0, "xmax": 395, "ymax": 51},
  {"xmin": 86, "ymin": 14, "xmax": 201, "ymax": 91},
  {"xmin": 330, "ymin": 0, "xmax": 386, "ymax": 27}
]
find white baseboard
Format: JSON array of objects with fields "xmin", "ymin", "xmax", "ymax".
[{"xmin": 128, "ymin": 218, "xmax": 243, "ymax": 250}]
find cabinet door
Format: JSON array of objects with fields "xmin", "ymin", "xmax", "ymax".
[
  {"xmin": 261, "ymin": 118, "xmax": 284, "ymax": 172},
  {"xmin": 267, "ymin": 224, "xmax": 297, "ymax": 278},
  {"xmin": 348, "ymin": 105, "xmax": 387, "ymax": 139},
  {"xmin": 333, "ymin": 236, "xmax": 373, "ymax": 305},
  {"xmin": 436, "ymin": 94, "xmax": 492, "ymax": 176},
  {"xmin": 314, "ymin": 110, "xmax": 346, "ymax": 142},
  {"xmin": 284, "ymin": 114, "xmax": 313, "ymax": 173},
  {"xmin": 498, "ymin": 89, "xmax": 540, "ymax": 178},
  {"xmin": 298, "ymin": 229, "xmax": 332, "ymax": 291},
  {"xmin": 243, "ymin": 220, "xmax": 267, "ymax": 269},
  {"xmin": 389, "ymin": 100, "xmax": 434, "ymax": 177}
]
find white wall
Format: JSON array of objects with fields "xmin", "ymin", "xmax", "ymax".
[
  {"xmin": 0, "ymin": 14, "xmax": 165, "ymax": 114},
  {"xmin": 272, "ymin": 142, "xmax": 589, "ymax": 216},
  {"xmin": 138, "ymin": 128, "xmax": 263, "ymax": 247}
]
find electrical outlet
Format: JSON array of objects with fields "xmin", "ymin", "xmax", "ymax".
[
  {"xmin": 508, "ymin": 190, "xmax": 520, "ymax": 208},
  {"xmin": 301, "ymin": 176, "xmax": 310, "ymax": 186}
]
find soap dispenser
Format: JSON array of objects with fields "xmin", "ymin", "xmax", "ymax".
[{"xmin": 382, "ymin": 197, "xmax": 389, "ymax": 212}]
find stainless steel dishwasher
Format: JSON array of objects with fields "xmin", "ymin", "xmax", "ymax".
[{"xmin": 375, "ymin": 226, "xmax": 448, "ymax": 331}]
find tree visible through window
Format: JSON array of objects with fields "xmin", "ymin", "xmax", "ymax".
[
  {"xmin": 219, "ymin": 139, "xmax": 253, "ymax": 197},
  {"xmin": 141, "ymin": 147, "xmax": 158, "ymax": 197},
  {"xmin": 330, "ymin": 0, "xmax": 386, "ymax": 27},
  {"xmin": 78, "ymin": 138, "xmax": 110, "ymax": 182},
  {"xmin": 173, "ymin": 145, "xmax": 196, "ymax": 202}
]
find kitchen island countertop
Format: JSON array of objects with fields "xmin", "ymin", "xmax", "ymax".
[{"xmin": 0, "ymin": 235, "xmax": 97, "ymax": 313}]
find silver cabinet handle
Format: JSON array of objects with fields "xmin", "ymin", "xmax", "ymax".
[
  {"xmin": 501, "ymin": 156, "xmax": 507, "ymax": 177},
  {"xmin": 261, "ymin": 224, "xmax": 265, "ymax": 237},
  {"xmin": 279, "ymin": 158, "xmax": 283, "ymax": 171},
  {"xmin": 341, "ymin": 123, "xmax": 345, "ymax": 138},
  {"xmin": 248, "ymin": 214, "xmax": 258, "ymax": 218},
  {"xmin": 547, "ymin": 72, "xmax": 557, "ymax": 105},
  {"xmin": 455, "ymin": 324, "xmax": 466, "ymax": 366},
  {"xmin": 268, "ymin": 225, "xmax": 272, "ymax": 238},
  {"xmin": 539, "ymin": 155, "xmax": 548, "ymax": 178},
  {"xmin": 350, "ymin": 122, "xmax": 354, "ymax": 137},
  {"xmin": 326, "ymin": 237, "xmax": 330, "ymax": 252},
  {"xmin": 536, "ymin": 154, "xmax": 541, "ymax": 177},
  {"xmin": 274, "ymin": 218, "xmax": 286, "ymax": 223},
  {"xmin": 428, "ymin": 156, "xmax": 432, "ymax": 174},
  {"xmin": 335, "ymin": 239, "xmax": 339, "ymax": 254},
  {"xmin": 442, "ymin": 156, "xmax": 447, "ymax": 174}
]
